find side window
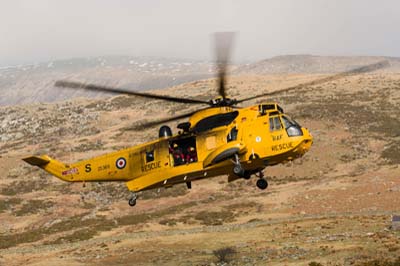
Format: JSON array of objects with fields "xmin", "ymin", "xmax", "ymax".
[
  {"xmin": 273, "ymin": 117, "xmax": 282, "ymax": 130},
  {"xmin": 146, "ymin": 150, "xmax": 154, "ymax": 163},
  {"xmin": 269, "ymin": 116, "xmax": 282, "ymax": 131},
  {"xmin": 269, "ymin": 117, "xmax": 274, "ymax": 131}
]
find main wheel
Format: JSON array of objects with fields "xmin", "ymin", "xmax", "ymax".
[
  {"xmin": 233, "ymin": 165, "xmax": 244, "ymax": 176},
  {"xmin": 128, "ymin": 198, "xmax": 137, "ymax": 207},
  {"xmin": 256, "ymin": 178, "xmax": 268, "ymax": 190}
]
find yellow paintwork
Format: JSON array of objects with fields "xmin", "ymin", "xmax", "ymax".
[
  {"xmin": 23, "ymin": 102, "xmax": 313, "ymax": 193},
  {"xmin": 203, "ymin": 140, "xmax": 246, "ymax": 167}
]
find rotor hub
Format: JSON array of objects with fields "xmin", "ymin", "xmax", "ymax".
[{"xmin": 209, "ymin": 97, "xmax": 237, "ymax": 107}]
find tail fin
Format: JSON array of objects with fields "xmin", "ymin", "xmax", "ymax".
[
  {"xmin": 22, "ymin": 155, "xmax": 73, "ymax": 182},
  {"xmin": 23, "ymin": 156, "xmax": 50, "ymax": 167}
]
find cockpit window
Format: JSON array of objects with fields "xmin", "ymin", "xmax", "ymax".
[
  {"xmin": 282, "ymin": 115, "xmax": 301, "ymax": 127},
  {"xmin": 269, "ymin": 116, "xmax": 282, "ymax": 131},
  {"xmin": 282, "ymin": 115, "xmax": 303, "ymax": 137},
  {"xmin": 281, "ymin": 116, "xmax": 295, "ymax": 128}
]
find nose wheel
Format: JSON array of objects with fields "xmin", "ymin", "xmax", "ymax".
[
  {"xmin": 128, "ymin": 192, "xmax": 137, "ymax": 207},
  {"xmin": 256, "ymin": 171, "xmax": 268, "ymax": 190},
  {"xmin": 256, "ymin": 178, "xmax": 268, "ymax": 190}
]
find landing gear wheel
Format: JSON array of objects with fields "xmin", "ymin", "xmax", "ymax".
[
  {"xmin": 256, "ymin": 178, "xmax": 268, "ymax": 190},
  {"xmin": 233, "ymin": 165, "xmax": 244, "ymax": 176},
  {"xmin": 128, "ymin": 192, "xmax": 137, "ymax": 207},
  {"xmin": 233, "ymin": 154, "xmax": 245, "ymax": 177},
  {"xmin": 128, "ymin": 198, "xmax": 136, "ymax": 207}
]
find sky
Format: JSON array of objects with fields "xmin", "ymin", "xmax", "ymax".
[{"xmin": 1, "ymin": 0, "xmax": 400, "ymax": 66}]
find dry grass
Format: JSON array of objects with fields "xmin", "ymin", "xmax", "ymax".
[
  {"xmin": 381, "ymin": 140, "xmax": 400, "ymax": 165},
  {"xmin": 14, "ymin": 200, "xmax": 54, "ymax": 216},
  {"xmin": 194, "ymin": 210, "xmax": 235, "ymax": 226},
  {"xmin": 354, "ymin": 257, "xmax": 400, "ymax": 266},
  {"xmin": 0, "ymin": 197, "xmax": 22, "ymax": 213},
  {"xmin": 1, "ymin": 72, "xmax": 400, "ymax": 265},
  {"xmin": 0, "ymin": 179, "xmax": 72, "ymax": 196}
]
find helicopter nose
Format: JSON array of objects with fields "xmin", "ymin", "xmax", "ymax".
[{"xmin": 300, "ymin": 128, "xmax": 313, "ymax": 154}]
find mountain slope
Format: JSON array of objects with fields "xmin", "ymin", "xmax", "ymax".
[
  {"xmin": 2, "ymin": 54, "xmax": 400, "ymax": 107},
  {"xmin": 236, "ymin": 55, "xmax": 400, "ymax": 74},
  {"xmin": 0, "ymin": 69, "xmax": 399, "ymax": 265}
]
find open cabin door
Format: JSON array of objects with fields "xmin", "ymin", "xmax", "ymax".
[{"xmin": 169, "ymin": 136, "xmax": 198, "ymax": 167}]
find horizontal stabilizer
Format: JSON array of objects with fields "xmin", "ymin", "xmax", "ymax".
[{"xmin": 23, "ymin": 156, "xmax": 50, "ymax": 166}]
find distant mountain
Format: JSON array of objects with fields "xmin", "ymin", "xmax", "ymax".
[
  {"xmin": 235, "ymin": 55, "xmax": 400, "ymax": 74},
  {"xmin": 2, "ymin": 55, "xmax": 399, "ymax": 106},
  {"xmin": 0, "ymin": 56, "xmax": 216, "ymax": 106}
]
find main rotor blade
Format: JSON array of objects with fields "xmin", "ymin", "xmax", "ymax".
[
  {"xmin": 236, "ymin": 60, "xmax": 390, "ymax": 104},
  {"xmin": 215, "ymin": 32, "xmax": 235, "ymax": 99},
  {"xmin": 125, "ymin": 107, "xmax": 208, "ymax": 131},
  {"xmin": 55, "ymin": 80, "xmax": 210, "ymax": 105}
]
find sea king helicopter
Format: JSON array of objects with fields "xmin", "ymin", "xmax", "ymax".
[{"xmin": 23, "ymin": 33, "xmax": 388, "ymax": 206}]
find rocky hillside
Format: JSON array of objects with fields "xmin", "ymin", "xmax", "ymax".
[{"xmin": 0, "ymin": 70, "xmax": 399, "ymax": 265}]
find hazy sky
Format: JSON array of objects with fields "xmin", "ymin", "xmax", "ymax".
[{"xmin": 1, "ymin": 0, "xmax": 400, "ymax": 66}]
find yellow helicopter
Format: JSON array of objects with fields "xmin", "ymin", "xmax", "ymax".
[{"xmin": 23, "ymin": 33, "xmax": 388, "ymax": 206}]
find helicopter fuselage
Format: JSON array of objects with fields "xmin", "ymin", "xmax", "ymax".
[{"xmin": 23, "ymin": 102, "xmax": 312, "ymax": 194}]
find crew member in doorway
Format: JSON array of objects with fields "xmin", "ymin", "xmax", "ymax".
[
  {"xmin": 171, "ymin": 143, "xmax": 185, "ymax": 166},
  {"xmin": 186, "ymin": 146, "xmax": 197, "ymax": 163}
]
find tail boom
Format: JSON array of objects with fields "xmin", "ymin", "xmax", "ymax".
[
  {"xmin": 22, "ymin": 154, "xmax": 130, "ymax": 182},
  {"xmin": 23, "ymin": 155, "xmax": 78, "ymax": 182}
]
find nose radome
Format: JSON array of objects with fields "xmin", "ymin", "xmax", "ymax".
[
  {"xmin": 301, "ymin": 128, "xmax": 313, "ymax": 153},
  {"xmin": 302, "ymin": 127, "xmax": 311, "ymax": 139}
]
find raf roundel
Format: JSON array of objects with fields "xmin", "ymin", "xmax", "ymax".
[{"xmin": 116, "ymin": 157, "xmax": 126, "ymax": 169}]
